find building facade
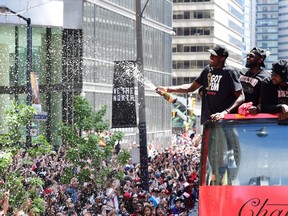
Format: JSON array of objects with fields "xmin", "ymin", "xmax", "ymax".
[
  {"xmin": 256, "ymin": 0, "xmax": 288, "ymax": 69},
  {"xmin": 255, "ymin": 0, "xmax": 279, "ymax": 68},
  {"xmin": 0, "ymin": 0, "xmax": 174, "ymax": 150},
  {"xmin": 278, "ymin": 0, "xmax": 288, "ymax": 60},
  {"xmin": 172, "ymin": 0, "xmax": 243, "ymax": 85},
  {"xmin": 243, "ymin": 0, "xmax": 255, "ymax": 57},
  {"xmin": 82, "ymin": 0, "xmax": 174, "ymax": 150}
]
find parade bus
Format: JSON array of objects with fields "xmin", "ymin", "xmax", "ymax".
[{"xmin": 198, "ymin": 113, "xmax": 288, "ymax": 216}]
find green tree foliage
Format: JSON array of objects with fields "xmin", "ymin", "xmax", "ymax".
[
  {"xmin": 0, "ymin": 98, "xmax": 131, "ymax": 214},
  {"xmin": 59, "ymin": 96, "xmax": 129, "ymax": 185},
  {"xmin": 28, "ymin": 135, "xmax": 53, "ymax": 158},
  {"xmin": 0, "ymin": 103, "xmax": 35, "ymax": 150},
  {"xmin": 0, "ymin": 103, "xmax": 52, "ymax": 214}
]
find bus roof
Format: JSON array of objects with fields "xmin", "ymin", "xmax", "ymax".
[{"xmin": 224, "ymin": 113, "xmax": 278, "ymax": 120}]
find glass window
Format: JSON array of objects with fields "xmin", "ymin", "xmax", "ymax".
[
  {"xmin": 177, "ymin": 44, "xmax": 184, "ymax": 52},
  {"xmin": 190, "ymin": 60, "xmax": 197, "ymax": 69},
  {"xmin": 0, "ymin": 25, "xmax": 65, "ymax": 145},
  {"xmin": 191, "ymin": 46, "xmax": 197, "ymax": 52},
  {"xmin": 184, "ymin": 28, "xmax": 190, "ymax": 35},
  {"xmin": 202, "ymin": 119, "xmax": 288, "ymax": 186},
  {"xmin": 184, "ymin": 46, "xmax": 190, "ymax": 52},
  {"xmin": 229, "ymin": 4, "xmax": 243, "ymax": 20},
  {"xmin": 177, "ymin": 61, "xmax": 184, "ymax": 69},
  {"xmin": 183, "ymin": 61, "xmax": 190, "ymax": 69},
  {"xmin": 184, "ymin": 11, "xmax": 190, "ymax": 19}
]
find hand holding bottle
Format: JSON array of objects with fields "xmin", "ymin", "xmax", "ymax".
[
  {"xmin": 155, "ymin": 86, "xmax": 168, "ymax": 95},
  {"xmin": 155, "ymin": 86, "xmax": 177, "ymax": 104}
]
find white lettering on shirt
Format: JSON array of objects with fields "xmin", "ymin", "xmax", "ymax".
[{"xmin": 210, "ymin": 74, "xmax": 223, "ymax": 91}]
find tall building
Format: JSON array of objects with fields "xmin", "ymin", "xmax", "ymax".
[
  {"xmin": 172, "ymin": 0, "xmax": 243, "ymax": 85},
  {"xmin": 82, "ymin": 0, "xmax": 174, "ymax": 150},
  {"xmin": 255, "ymin": 0, "xmax": 288, "ymax": 69},
  {"xmin": 243, "ymin": 0, "xmax": 255, "ymax": 56},
  {"xmin": 0, "ymin": 0, "xmax": 174, "ymax": 150},
  {"xmin": 278, "ymin": 0, "xmax": 288, "ymax": 60}
]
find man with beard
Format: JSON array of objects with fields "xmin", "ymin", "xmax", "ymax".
[
  {"xmin": 156, "ymin": 44, "xmax": 244, "ymax": 124},
  {"xmin": 261, "ymin": 59, "xmax": 288, "ymax": 121},
  {"xmin": 239, "ymin": 47, "xmax": 270, "ymax": 114}
]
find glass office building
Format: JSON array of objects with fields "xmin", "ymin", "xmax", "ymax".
[
  {"xmin": 255, "ymin": 0, "xmax": 279, "ymax": 68},
  {"xmin": 0, "ymin": 0, "xmax": 173, "ymax": 150},
  {"xmin": 82, "ymin": 0, "xmax": 173, "ymax": 150},
  {"xmin": 255, "ymin": 0, "xmax": 288, "ymax": 68}
]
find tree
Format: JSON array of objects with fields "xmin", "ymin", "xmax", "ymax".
[
  {"xmin": 58, "ymin": 96, "xmax": 130, "ymax": 185},
  {"xmin": 0, "ymin": 97, "xmax": 131, "ymax": 214},
  {"xmin": 0, "ymin": 103, "xmax": 51, "ymax": 214}
]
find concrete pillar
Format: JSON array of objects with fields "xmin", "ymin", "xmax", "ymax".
[
  {"xmin": 0, "ymin": 44, "xmax": 12, "ymax": 133},
  {"xmin": 40, "ymin": 32, "xmax": 63, "ymax": 147}
]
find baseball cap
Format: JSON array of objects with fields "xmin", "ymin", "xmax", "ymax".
[
  {"xmin": 123, "ymin": 192, "xmax": 131, "ymax": 199},
  {"xmin": 174, "ymin": 196, "xmax": 182, "ymax": 202},
  {"xmin": 208, "ymin": 44, "xmax": 229, "ymax": 57},
  {"xmin": 271, "ymin": 59, "xmax": 288, "ymax": 81},
  {"xmin": 250, "ymin": 47, "xmax": 268, "ymax": 67}
]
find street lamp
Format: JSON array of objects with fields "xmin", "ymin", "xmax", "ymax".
[
  {"xmin": 136, "ymin": 0, "xmax": 149, "ymax": 191},
  {"xmin": 0, "ymin": 6, "xmax": 32, "ymax": 147}
]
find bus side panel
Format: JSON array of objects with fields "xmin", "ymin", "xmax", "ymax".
[{"xmin": 199, "ymin": 186, "xmax": 288, "ymax": 216}]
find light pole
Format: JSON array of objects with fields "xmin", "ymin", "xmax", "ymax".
[
  {"xmin": 136, "ymin": 0, "xmax": 150, "ymax": 191},
  {"xmin": 0, "ymin": 6, "xmax": 32, "ymax": 147}
]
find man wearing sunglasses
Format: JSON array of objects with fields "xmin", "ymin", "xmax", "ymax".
[{"xmin": 239, "ymin": 47, "xmax": 271, "ymax": 114}]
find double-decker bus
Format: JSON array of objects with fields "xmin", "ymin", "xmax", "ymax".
[{"xmin": 199, "ymin": 113, "xmax": 288, "ymax": 216}]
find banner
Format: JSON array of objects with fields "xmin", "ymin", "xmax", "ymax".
[
  {"xmin": 112, "ymin": 61, "xmax": 137, "ymax": 128},
  {"xmin": 31, "ymin": 72, "xmax": 41, "ymax": 104},
  {"xmin": 31, "ymin": 72, "xmax": 42, "ymax": 113}
]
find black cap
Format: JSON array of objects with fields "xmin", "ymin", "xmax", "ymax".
[
  {"xmin": 152, "ymin": 188, "xmax": 160, "ymax": 193},
  {"xmin": 208, "ymin": 44, "xmax": 229, "ymax": 57},
  {"xmin": 250, "ymin": 47, "xmax": 268, "ymax": 67},
  {"xmin": 174, "ymin": 196, "xmax": 182, "ymax": 202},
  {"xmin": 271, "ymin": 59, "xmax": 288, "ymax": 81}
]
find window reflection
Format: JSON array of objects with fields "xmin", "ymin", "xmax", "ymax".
[{"xmin": 204, "ymin": 122, "xmax": 288, "ymax": 186}]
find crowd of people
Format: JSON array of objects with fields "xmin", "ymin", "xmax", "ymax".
[
  {"xmin": 0, "ymin": 131, "xmax": 202, "ymax": 216},
  {"xmin": 3, "ymin": 43, "xmax": 286, "ymax": 215}
]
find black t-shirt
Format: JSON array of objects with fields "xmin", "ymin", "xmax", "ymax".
[
  {"xmin": 261, "ymin": 77, "xmax": 288, "ymax": 113},
  {"xmin": 239, "ymin": 69, "xmax": 270, "ymax": 106},
  {"xmin": 195, "ymin": 65, "xmax": 242, "ymax": 124}
]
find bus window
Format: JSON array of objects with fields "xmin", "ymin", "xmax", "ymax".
[{"xmin": 202, "ymin": 120, "xmax": 288, "ymax": 186}]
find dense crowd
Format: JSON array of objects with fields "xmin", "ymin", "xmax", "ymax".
[{"xmin": 0, "ymin": 131, "xmax": 201, "ymax": 216}]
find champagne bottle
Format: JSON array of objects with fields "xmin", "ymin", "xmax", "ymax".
[
  {"xmin": 162, "ymin": 92, "xmax": 177, "ymax": 104},
  {"xmin": 210, "ymin": 174, "xmax": 217, "ymax": 186},
  {"xmin": 221, "ymin": 169, "xmax": 231, "ymax": 185}
]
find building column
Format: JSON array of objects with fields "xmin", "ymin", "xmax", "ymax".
[{"xmin": 0, "ymin": 44, "xmax": 12, "ymax": 133}]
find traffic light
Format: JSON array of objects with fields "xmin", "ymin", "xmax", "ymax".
[
  {"xmin": 188, "ymin": 97, "xmax": 195, "ymax": 116},
  {"xmin": 172, "ymin": 110, "xmax": 176, "ymax": 118},
  {"xmin": 187, "ymin": 109, "xmax": 193, "ymax": 116},
  {"xmin": 185, "ymin": 122, "xmax": 190, "ymax": 131},
  {"xmin": 191, "ymin": 97, "xmax": 195, "ymax": 109}
]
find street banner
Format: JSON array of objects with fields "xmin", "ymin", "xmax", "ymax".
[
  {"xmin": 31, "ymin": 72, "xmax": 41, "ymax": 104},
  {"xmin": 112, "ymin": 61, "xmax": 137, "ymax": 128}
]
